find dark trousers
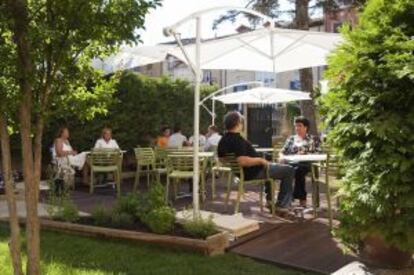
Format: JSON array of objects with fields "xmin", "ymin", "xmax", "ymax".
[{"xmin": 291, "ymin": 163, "xmax": 311, "ymax": 200}]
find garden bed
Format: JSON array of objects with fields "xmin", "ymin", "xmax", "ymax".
[{"xmin": 38, "ymin": 218, "xmax": 229, "ymax": 256}]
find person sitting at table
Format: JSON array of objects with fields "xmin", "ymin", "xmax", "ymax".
[
  {"xmin": 94, "ymin": 127, "xmax": 120, "ymax": 150},
  {"xmin": 189, "ymin": 132, "xmax": 206, "ymax": 148},
  {"xmin": 279, "ymin": 116, "xmax": 321, "ymax": 207},
  {"xmin": 156, "ymin": 126, "xmax": 171, "ymax": 148},
  {"xmin": 167, "ymin": 125, "xmax": 189, "ymax": 148},
  {"xmin": 217, "ymin": 111, "xmax": 294, "ymax": 215},
  {"xmin": 54, "ymin": 126, "xmax": 88, "ymax": 187},
  {"xmin": 204, "ymin": 125, "xmax": 222, "ymax": 151}
]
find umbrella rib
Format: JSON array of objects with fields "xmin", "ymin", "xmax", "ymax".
[{"xmin": 200, "ymin": 34, "xmax": 272, "ymax": 65}]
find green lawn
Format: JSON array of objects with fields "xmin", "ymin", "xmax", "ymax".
[{"xmin": 0, "ymin": 224, "xmax": 308, "ymax": 275}]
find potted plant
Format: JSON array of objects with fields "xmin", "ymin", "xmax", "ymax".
[{"xmin": 321, "ymin": 0, "xmax": 414, "ymax": 268}]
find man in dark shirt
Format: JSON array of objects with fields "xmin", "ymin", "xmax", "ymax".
[{"xmin": 218, "ymin": 111, "xmax": 294, "ymax": 212}]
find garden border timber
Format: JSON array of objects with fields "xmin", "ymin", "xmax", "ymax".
[{"xmin": 0, "ymin": 218, "xmax": 229, "ymax": 256}]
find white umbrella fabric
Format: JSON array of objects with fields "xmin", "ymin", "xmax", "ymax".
[
  {"xmin": 214, "ymin": 87, "xmax": 311, "ymax": 104},
  {"xmin": 168, "ymin": 27, "xmax": 342, "ymax": 73},
  {"xmin": 92, "ymin": 45, "xmax": 172, "ymax": 74}
]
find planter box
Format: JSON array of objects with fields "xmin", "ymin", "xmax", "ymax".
[{"xmin": 38, "ymin": 219, "xmax": 229, "ymax": 256}]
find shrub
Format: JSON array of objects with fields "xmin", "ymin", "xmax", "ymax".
[
  {"xmin": 183, "ymin": 215, "xmax": 218, "ymax": 239},
  {"xmin": 43, "ymin": 72, "xmax": 224, "ymax": 152},
  {"xmin": 92, "ymin": 204, "xmax": 111, "ymax": 226},
  {"xmin": 136, "ymin": 183, "xmax": 167, "ymax": 220},
  {"xmin": 111, "ymin": 212, "xmax": 135, "ymax": 228},
  {"xmin": 322, "ymin": 0, "xmax": 414, "ymax": 252},
  {"xmin": 142, "ymin": 206, "xmax": 175, "ymax": 234},
  {"xmin": 56, "ymin": 199, "xmax": 80, "ymax": 223},
  {"xmin": 113, "ymin": 193, "xmax": 140, "ymax": 216}
]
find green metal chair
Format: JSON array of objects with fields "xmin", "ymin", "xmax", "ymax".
[
  {"xmin": 165, "ymin": 153, "xmax": 207, "ymax": 202},
  {"xmin": 220, "ymin": 154, "xmax": 276, "ymax": 216},
  {"xmin": 311, "ymin": 152, "xmax": 342, "ymax": 230},
  {"xmin": 89, "ymin": 149, "xmax": 122, "ymax": 197},
  {"xmin": 272, "ymin": 142, "xmax": 285, "ymax": 162},
  {"xmin": 134, "ymin": 147, "xmax": 157, "ymax": 191}
]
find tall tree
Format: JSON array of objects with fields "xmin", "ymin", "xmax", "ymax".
[{"xmin": 0, "ymin": 0, "xmax": 161, "ymax": 274}]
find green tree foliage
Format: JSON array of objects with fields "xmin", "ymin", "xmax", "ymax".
[
  {"xmin": 321, "ymin": 0, "xmax": 414, "ymax": 252},
  {"xmin": 43, "ymin": 71, "xmax": 224, "ymax": 151}
]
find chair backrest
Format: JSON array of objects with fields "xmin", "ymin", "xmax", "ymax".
[
  {"xmin": 154, "ymin": 147, "xmax": 168, "ymax": 167},
  {"xmin": 272, "ymin": 142, "xmax": 285, "ymax": 162},
  {"xmin": 90, "ymin": 149, "xmax": 120, "ymax": 167},
  {"xmin": 219, "ymin": 154, "xmax": 243, "ymax": 178},
  {"xmin": 167, "ymin": 154, "xmax": 194, "ymax": 172},
  {"xmin": 325, "ymin": 152, "xmax": 342, "ymax": 179},
  {"xmin": 134, "ymin": 147, "xmax": 155, "ymax": 166}
]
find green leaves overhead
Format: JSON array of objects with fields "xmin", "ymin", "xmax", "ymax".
[{"xmin": 321, "ymin": 0, "xmax": 414, "ymax": 252}]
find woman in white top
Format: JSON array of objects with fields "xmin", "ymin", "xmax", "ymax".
[
  {"xmin": 94, "ymin": 128, "xmax": 120, "ymax": 149},
  {"xmin": 54, "ymin": 127, "xmax": 87, "ymax": 187}
]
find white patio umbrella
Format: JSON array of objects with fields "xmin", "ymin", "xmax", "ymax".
[
  {"xmin": 92, "ymin": 45, "xmax": 172, "ymax": 74},
  {"xmin": 167, "ymin": 26, "xmax": 342, "ymax": 73},
  {"xmin": 214, "ymin": 87, "xmax": 311, "ymax": 104}
]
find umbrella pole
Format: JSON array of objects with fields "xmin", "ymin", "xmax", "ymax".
[{"xmin": 192, "ymin": 16, "xmax": 201, "ymax": 218}]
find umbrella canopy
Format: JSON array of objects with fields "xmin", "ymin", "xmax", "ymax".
[
  {"xmin": 92, "ymin": 45, "xmax": 172, "ymax": 74},
  {"xmin": 168, "ymin": 27, "xmax": 342, "ymax": 73},
  {"xmin": 214, "ymin": 87, "xmax": 311, "ymax": 104}
]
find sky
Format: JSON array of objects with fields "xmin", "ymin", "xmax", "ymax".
[{"xmin": 139, "ymin": 0, "xmax": 294, "ymax": 46}]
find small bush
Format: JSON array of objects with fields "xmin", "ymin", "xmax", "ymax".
[
  {"xmin": 57, "ymin": 199, "xmax": 80, "ymax": 223},
  {"xmin": 136, "ymin": 183, "xmax": 167, "ymax": 220},
  {"xmin": 142, "ymin": 206, "xmax": 175, "ymax": 234},
  {"xmin": 114, "ymin": 193, "xmax": 140, "ymax": 216},
  {"xmin": 111, "ymin": 212, "xmax": 135, "ymax": 228},
  {"xmin": 183, "ymin": 215, "xmax": 218, "ymax": 239},
  {"xmin": 92, "ymin": 204, "xmax": 111, "ymax": 226}
]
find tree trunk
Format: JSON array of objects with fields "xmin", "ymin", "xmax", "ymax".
[
  {"xmin": 0, "ymin": 115, "xmax": 23, "ymax": 275},
  {"xmin": 6, "ymin": 0, "xmax": 41, "ymax": 274},
  {"xmin": 295, "ymin": 0, "xmax": 319, "ymax": 135}
]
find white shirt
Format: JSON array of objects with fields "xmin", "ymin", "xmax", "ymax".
[
  {"xmin": 189, "ymin": 134, "xmax": 206, "ymax": 147},
  {"xmin": 204, "ymin": 133, "xmax": 222, "ymax": 151},
  {"xmin": 94, "ymin": 138, "xmax": 120, "ymax": 149},
  {"xmin": 167, "ymin": 133, "xmax": 187, "ymax": 148}
]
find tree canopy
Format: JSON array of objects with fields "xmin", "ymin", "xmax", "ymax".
[{"xmin": 321, "ymin": 0, "xmax": 414, "ymax": 252}]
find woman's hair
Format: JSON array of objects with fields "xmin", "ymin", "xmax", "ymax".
[
  {"xmin": 101, "ymin": 127, "xmax": 112, "ymax": 138},
  {"xmin": 294, "ymin": 116, "xmax": 310, "ymax": 129},
  {"xmin": 56, "ymin": 126, "xmax": 69, "ymax": 138},
  {"xmin": 161, "ymin": 126, "xmax": 171, "ymax": 134}
]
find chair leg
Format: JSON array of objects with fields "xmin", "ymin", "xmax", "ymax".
[
  {"xmin": 89, "ymin": 171, "xmax": 94, "ymax": 194},
  {"xmin": 259, "ymin": 184, "xmax": 263, "ymax": 213},
  {"xmin": 235, "ymin": 181, "xmax": 243, "ymax": 214},
  {"xmin": 116, "ymin": 170, "xmax": 121, "ymax": 198},
  {"xmin": 312, "ymin": 180, "xmax": 318, "ymax": 218},
  {"xmin": 201, "ymin": 171, "xmax": 206, "ymax": 203},
  {"xmin": 225, "ymin": 173, "xmax": 232, "ymax": 210},
  {"xmin": 326, "ymin": 182, "xmax": 333, "ymax": 231},
  {"xmin": 173, "ymin": 178, "xmax": 178, "ymax": 200},
  {"xmin": 271, "ymin": 180, "xmax": 276, "ymax": 217},
  {"xmin": 133, "ymin": 166, "xmax": 140, "ymax": 192},
  {"xmin": 146, "ymin": 166, "xmax": 150, "ymax": 188},
  {"xmin": 211, "ymin": 169, "xmax": 216, "ymax": 199},
  {"xmin": 165, "ymin": 176, "xmax": 170, "ymax": 203}
]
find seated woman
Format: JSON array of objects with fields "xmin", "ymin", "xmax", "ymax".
[
  {"xmin": 94, "ymin": 127, "xmax": 120, "ymax": 149},
  {"xmin": 53, "ymin": 127, "xmax": 87, "ymax": 187},
  {"xmin": 156, "ymin": 126, "xmax": 171, "ymax": 148},
  {"xmin": 279, "ymin": 116, "xmax": 321, "ymax": 207}
]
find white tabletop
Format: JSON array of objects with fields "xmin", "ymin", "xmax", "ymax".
[
  {"xmin": 199, "ymin": 152, "xmax": 214, "ymax": 158},
  {"xmin": 255, "ymin": 148, "xmax": 274, "ymax": 153},
  {"xmin": 280, "ymin": 154, "xmax": 327, "ymax": 162}
]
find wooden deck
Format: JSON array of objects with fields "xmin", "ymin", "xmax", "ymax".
[{"xmin": 230, "ymin": 219, "xmax": 357, "ymax": 274}]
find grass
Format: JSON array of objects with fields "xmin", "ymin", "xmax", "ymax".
[{"xmin": 0, "ymin": 224, "xmax": 309, "ymax": 275}]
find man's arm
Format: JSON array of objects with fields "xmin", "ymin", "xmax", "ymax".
[{"xmin": 237, "ymin": 156, "xmax": 268, "ymax": 167}]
